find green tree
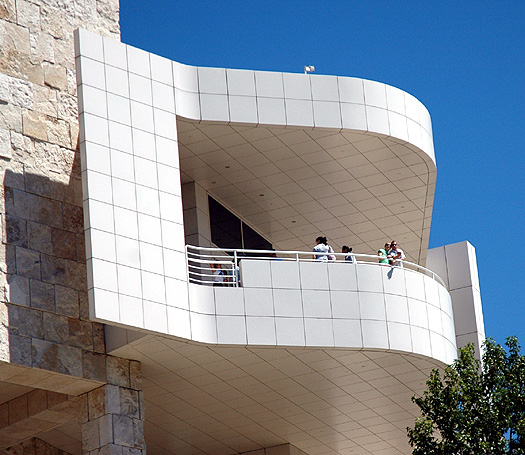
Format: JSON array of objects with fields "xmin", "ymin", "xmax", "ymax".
[{"xmin": 407, "ymin": 337, "xmax": 525, "ymax": 455}]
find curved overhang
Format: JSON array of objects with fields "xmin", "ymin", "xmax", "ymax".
[{"xmin": 173, "ymin": 63, "xmax": 436, "ymax": 263}]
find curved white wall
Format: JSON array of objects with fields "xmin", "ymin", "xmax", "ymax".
[{"xmin": 180, "ymin": 261, "xmax": 456, "ymax": 365}]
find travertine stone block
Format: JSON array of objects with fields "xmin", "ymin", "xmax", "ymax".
[
  {"xmin": 0, "ymin": 21, "xmax": 31, "ymax": 55},
  {"xmin": 40, "ymin": 254, "xmax": 65, "ymax": 285},
  {"xmin": 0, "ymin": 128, "xmax": 12, "ymax": 158},
  {"xmin": 51, "ymin": 227, "xmax": 76, "ymax": 260},
  {"xmin": 81, "ymin": 418, "xmax": 99, "ymax": 453},
  {"xmin": 88, "ymin": 386, "xmax": 106, "ymax": 420},
  {"xmin": 129, "ymin": 361, "xmax": 141, "ymax": 391},
  {"xmin": 63, "ymin": 203, "xmax": 83, "ymax": 233},
  {"xmin": 27, "ymin": 221, "xmax": 53, "ymax": 255},
  {"xmin": 15, "ymin": 247, "xmax": 41, "ymax": 279},
  {"xmin": 22, "ymin": 111, "xmax": 47, "ymax": 141},
  {"xmin": 17, "ymin": 306, "xmax": 44, "ymax": 338},
  {"xmin": 29, "ymin": 31, "xmax": 55, "ymax": 65},
  {"xmin": 55, "ymin": 285, "xmax": 79, "ymax": 318},
  {"xmin": 112, "ymin": 415, "xmax": 133, "ymax": 448},
  {"xmin": 33, "ymin": 84, "xmax": 58, "ymax": 117},
  {"xmin": 4, "ymin": 216, "xmax": 28, "ymax": 247},
  {"xmin": 92, "ymin": 322, "xmax": 105, "ymax": 354},
  {"xmin": 8, "ymin": 333, "xmax": 31, "ymax": 366},
  {"xmin": 43, "ymin": 312, "xmax": 69, "ymax": 343},
  {"xmin": 15, "ymin": 0, "xmax": 41, "ymax": 31},
  {"xmin": 119, "ymin": 388, "xmax": 139, "ymax": 419},
  {"xmin": 6, "ymin": 274, "xmax": 30, "ymax": 306},
  {"xmin": 31, "ymin": 338, "xmax": 82, "ymax": 376},
  {"xmin": 106, "ymin": 356, "xmax": 130, "ymax": 388},
  {"xmin": 0, "ymin": 103, "xmax": 23, "ymax": 132},
  {"xmin": 30, "ymin": 279, "xmax": 55, "ymax": 312},
  {"xmin": 82, "ymin": 351, "xmax": 106, "ymax": 382},
  {"xmin": 68, "ymin": 318, "xmax": 92, "ymax": 350}
]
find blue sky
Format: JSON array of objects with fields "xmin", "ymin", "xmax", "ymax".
[{"xmin": 120, "ymin": 1, "xmax": 524, "ymax": 347}]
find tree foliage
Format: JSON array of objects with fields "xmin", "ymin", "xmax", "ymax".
[{"xmin": 407, "ymin": 337, "xmax": 525, "ymax": 455}]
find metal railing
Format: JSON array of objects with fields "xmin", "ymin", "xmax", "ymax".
[{"xmin": 185, "ymin": 245, "xmax": 447, "ymax": 288}]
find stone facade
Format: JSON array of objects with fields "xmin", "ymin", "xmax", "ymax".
[{"xmin": 0, "ymin": 0, "xmax": 146, "ymax": 453}]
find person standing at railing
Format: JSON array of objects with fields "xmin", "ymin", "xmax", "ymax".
[
  {"xmin": 210, "ymin": 262, "xmax": 225, "ymax": 286},
  {"xmin": 342, "ymin": 245, "xmax": 354, "ymax": 263},
  {"xmin": 388, "ymin": 241, "xmax": 405, "ymax": 266},
  {"xmin": 313, "ymin": 236, "xmax": 333, "ymax": 261},
  {"xmin": 378, "ymin": 242, "xmax": 391, "ymax": 265}
]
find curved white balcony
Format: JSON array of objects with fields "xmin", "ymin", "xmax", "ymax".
[{"xmin": 186, "ymin": 246, "xmax": 457, "ymax": 365}]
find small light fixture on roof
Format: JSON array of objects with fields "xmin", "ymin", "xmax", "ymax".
[{"xmin": 304, "ymin": 65, "xmax": 315, "ymax": 74}]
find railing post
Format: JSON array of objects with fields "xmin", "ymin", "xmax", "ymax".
[{"xmin": 233, "ymin": 250, "xmax": 238, "ymax": 287}]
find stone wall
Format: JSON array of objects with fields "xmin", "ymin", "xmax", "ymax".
[{"xmin": 0, "ymin": 0, "xmax": 147, "ymax": 453}]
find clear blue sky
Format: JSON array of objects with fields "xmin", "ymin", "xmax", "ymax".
[{"xmin": 120, "ymin": 1, "xmax": 524, "ymax": 347}]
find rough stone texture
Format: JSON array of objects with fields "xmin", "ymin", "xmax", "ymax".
[{"xmin": 0, "ymin": 1, "xmax": 148, "ymax": 453}]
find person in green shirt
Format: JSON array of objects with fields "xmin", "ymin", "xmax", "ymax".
[{"xmin": 378, "ymin": 242, "xmax": 391, "ymax": 265}]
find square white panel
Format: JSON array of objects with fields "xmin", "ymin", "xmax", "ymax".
[
  {"xmin": 285, "ymin": 99, "xmax": 314, "ymax": 127},
  {"xmin": 359, "ymin": 292, "xmax": 386, "ymax": 321},
  {"xmin": 161, "ymin": 220, "xmax": 185, "ymax": 252},
  {"xmin": 270, "ymin": 261, "xmax": 300, "ymax": 289},
  {"xmin": 423, "ymin": 276, "xmax": 440, "ymax": 308},
  {"xmin": 313, "ymin": 101, "xmax": 342, "ymax": 129},
  {"xmin": 388, "ymin": 111, "xmax": 408, "ymax": 142},
  {"xmin": 273, "ymin": 289, "xmax": 303, "ymax": 317},
  {"xmin": 408, "ymin": 298, "xmax": 428, "ymax": 329},
  {"xmin": 84, "ymin": 170, "xmax": 112, "ymax": 204},
  {"xmin": 115, "ymin": 236, "xmax": 140, "ymax": 268},
  {"xmin": 91, "ymin": 258, "xmax": 118, "ymax": 292},
  {"xmin": 361, "ymin": 319, "xmax": 388, "ymax": 349},
  {"xmin": 246, "ymin": 317, "xmax": 276, "ymax": 345},
  {"xmin": 366, "ymin": 106, "xmax": 389, "ymax": 136},
  {"xmin": 175, "ymin": 89, "xmax": 201, "ymax": 120},
  {"xmin": 80, "ymin": 85, "xmax": 107, "ymax": 118},
  {"xmin": 283, "ymin": 73, "xmax": 311, "ymax": 100},
  {"xmin": 255, "ymin": 71, "xmax": 284, "ymax": 98},
  {"xmin": 108, "ymin": 121, "xmax": 133, "ymax": 153},
  {"xmin": 127, "ymin": 45, "xmax": 150, "ymax": 78},
  {"xmin": 140, "ymin": 242, "xmax": 164, "ymax": 274},
  {"xmin": 88, "ymin": 228, "xmax": 116, "ymax": 262},
  {"xmin": 386, "ymin": 85, "xmax": 406, "ymax": 115},
  {"xmin": 257, "ymin": 97, "xmax": 286, "ymax": 125},
  {"xmin": 217, "ymin": 316, "xmax": 247, "ymax": 344},
  {"xmin": 141, "ymin": 270, "xmax": 166, "ymax": 304},
  {"xmin": 117, "ymin": 264, "xmax": 142, "ymax": 298},
  {"xmin": 78, "ymin": 57, "xmax": 106, "ymax": 90},
  {"xmin": 227, "ymin": 69, "xmax": 256, "ymax": 96},
  {"xmin": 76, "ymin": 29, "xmax": 104, "ymax": 61},
  {"xmin": 387, "ymin": 322, "xmax": 412, "ymax": 352},
  {"xmin": 430, "ymin": 331, "xmax": 446, "ymax": 362},
  {"xmin": 143, "ymin": 300, "xmax": 168, "ymax": 333},
  {"xmin": 157, "ymin": 164, "xmax": 181, "ymax": 195},
  {"xmin": 275, "ymin": 317, "xmax": 305, "ymax": 346},
  {"xmin": 129, "ymin": 73, "xmax": 152, "ymax": 105},
  {"xmin": 132, "ymin": 129, "xmax": 156, "ymax": 160},
  {"xmin": 152, "ymin": 81, "xmax": 175, "ymax": 113},
  {"xmin": 136, "ymin": 185, "xmax": 160, "ymax": 217},
  {"xmin": 112, "ymin": 178, "xmax": 137, "ymax": 211},
  {"xmin": 134, "ymin": 156, "xmax": 158, "ymax": 189},
  {"xmin": 310, "ymin": 75, "xmax": 339, "ymax": 101},
  {"xmin": 119, "ymin": 294, "xmax": 144, "ymax": 328},
  {"xmin": 356, "ymin": 263, "xmax": 383, "ymax": 293},
  {"xmin": 163, "ymin": 249, "xmax": 186, "ymax": 281},
  {"xmin": 381, "ymin": 266, "xmax": 406, "ymax": 296},
  {"xmin": 427, "ymin": 304, "xmax": 443, "ymax": 334},
  {"xmin": 327, "ymin": 262, "xmax": 358, "ymax": 291},
  {"xmin": 302, "ymin": 290, "xmax": 331, "ymax": 318},
  {"xmin": 331, "ymin": 290, "xmax": 360, "ymax": 319},
  {"xmin": 159, "ymin": 192, "xmax": 183, "ymax": 224},
  {"xmin": 130, "ymin": 101, "xmax": 155, "ymax": 132},
  {"xmin": 405, "ymin": 270, "xmax": 426, "ymax": 301},
  {"xmin": 86, "ymin": 199, "xmax": 114, "ymax": 233},
  {"xmin": 81, "ymin": 112, "xmax": 109, "ymax": 146},
  {"xmin": 190, "ymin": 312, "xmax": 218, "ymax": 344},
  {"xmin": 333, "ymin": 319, "xmax": 362, "ymax": 347},
  {"xmin": 364, "ymin": 80, "xmax": 387, "ymax": 108},
  {"xmin": 200, "ymin": 93, "xmax": 230, "ymax": 122},
  {"xmin": 384, "ymin": 294, "xmax": 409, "ymax": 324},
  {"xmin": 338, "ymin": 77, "xmax": 364, "ymax": 104},
  {"xmin": 215, "ymin": 287, "xmax": 245, "ymax": 315},
  {"xmin": 81, "ymin": 142, "xmax": 110, "ymax": 176},
  {"xmin": 304, "ymin": 318, "xmax": 334, "ymax": 347},
  {"xmin": 137, "ymin": 213, "xmax": 162, "ymax": 245},
  {"xmin": 103, "ymin": 36, "xmax": 127, "ymax": 69},
  {"xmin": 167, "ymin": 306, "xmax": 191, "ymax": 339},
  {"xmin": 173, "ymin": 61, "xmax": 198, "ymax": 92},
  {"xmin": 92, "ymin": 288, "xmax": 119, "ymax": 321},
  {"xmin": 300, "ymin": 262, "xmax": 329, "ymax": 290},
  {"xmin": 198, "ymin": 67, "xmax": 227, "ymax": 94},
  {"xmin": 153, "ymin": 109, "xmax": 177, "ymax": 141},
  {"xmin": 240, "ymin": 260, "xmax": 272, "ymax": 288},
  {"xmin": 110, "ymin": 149, "xmax": 135, "ymax": 182},
  {"xmin": 150, "ymin": 53, "xmax": 173, "ymax": 85},
  {"xmin": 166, "ymin": 277, "xmax": 189, "ymax": 310},
  {"xmin": 189, "ymin": 284, "xmax": 215, "ymax": 315},
  {"xmin": 244, "ymin": 288, "xmax": 274, "ymax": 317},
  {"xmin": 340, "ymin": 103, "xmax": 367, "ymax": 131},
  {"xmin": 229, "ymin": 95, "xmax": 258, "ymax": 124}
]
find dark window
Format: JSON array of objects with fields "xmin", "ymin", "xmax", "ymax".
[{"xmin": 208, "ymin": 196, "xmax": 271, "ymax": 251}]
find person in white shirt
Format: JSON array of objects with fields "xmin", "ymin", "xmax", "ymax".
[{"xmin": 388, "ymin": 240, "xmax": 405, "ymax": 266}]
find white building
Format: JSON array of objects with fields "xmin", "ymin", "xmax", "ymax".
[{"xmin": 76, "ymin": 29, "xmax": 484, "ymax": 455}]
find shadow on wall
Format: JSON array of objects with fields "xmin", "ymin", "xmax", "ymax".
[{"xmin": 1, "ymin": 164, "xmax": 107, "ymax": 379}]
